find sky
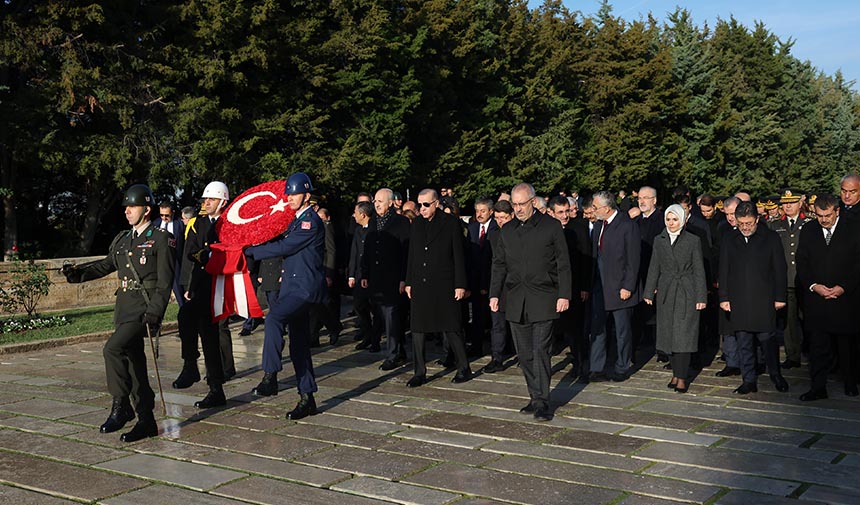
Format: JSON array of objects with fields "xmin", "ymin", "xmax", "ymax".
[{"xmin": 528, "ymin": 0, "xmax": 860, "ymax": 90}]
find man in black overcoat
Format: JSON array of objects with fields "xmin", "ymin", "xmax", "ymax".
[
  {"xmin": 718, "ymin": 201, "xmax": 789, "ymax": 394},
  {"xmin": 796, "ymin": 194, "xmax": 860, "ymax": 399},
  {"xmin": 490, "ymin": 183, "xmax": 571, "ymax": 421},
  {"xmin": 466, "ymin": 196, "xmax": 499, "ymax": 358},
  {"xmin": 405, "ymin": 189, "xmax": 472, "ymax": 387}
]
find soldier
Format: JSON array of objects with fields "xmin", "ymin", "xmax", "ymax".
[
  {"xmin": 62, "ymin": 184, "xmax": 174, "ymax": 442},
  {"xmin": 767, "ymin": 189, "xmax": 812, "ymax": 369}
]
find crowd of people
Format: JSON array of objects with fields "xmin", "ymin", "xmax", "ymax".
[{"xmin": 63, "ymin": 172, "xmax": 860, "ymax": 441}]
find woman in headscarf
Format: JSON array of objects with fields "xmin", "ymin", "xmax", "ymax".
[{"xmin": 643, "ymin": 204, "xmax": 708, "ymax": 393}]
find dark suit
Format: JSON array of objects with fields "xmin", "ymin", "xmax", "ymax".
[
  {"xmin": 490, "ymin": 210, "xmax": 571, "ymax": 411},
  {"xmin": 635, "ymin": 209, "xmax": 664, "ymax": 352},
  {"xmin": 718, "ymin": 225, "xmax": 787, "ymax": 385},
  {"xmin": 246, "ymin": 206, "xmax": 326, "ymax": 394},
  {"xmin": 466, "ymin": 219, "xmax": 498, "ymax": 353},
  {"xmin": 407, "ymin": 212, "xmax": 470, "ymax": 377},
  {"xmin": 590, "ymin": 211, "xmax": 641, "ymax": 377},
  {"xmin": 796, "ymin": 217, "xmax": 860, "ymax": 392},
  {"xmin": 558, "ymin": 218, "xmax": 591, "ymax": 373},
  {"xmin": 153, "ymin": 217, "xmax": 186, "ymax": 306},
  {"xmin": 361, "ymin": 211, "xmax": 411, "ymax": 361},
  {"xmin": 310, "ymin": 220, "xmax": 343, "ymax": 343},
  {"xmin": 348, "ymin": 225, "xmax": 374, "ymax": 344}
]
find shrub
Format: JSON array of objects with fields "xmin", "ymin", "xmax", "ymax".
[{"xmin": 0, "ymin": 255, "xmax": 52, "ymax": 317}]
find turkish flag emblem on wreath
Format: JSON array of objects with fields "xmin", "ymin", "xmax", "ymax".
[{"xmin": 204, "ymin": 180, "xmax": 297, "ymax": 322}]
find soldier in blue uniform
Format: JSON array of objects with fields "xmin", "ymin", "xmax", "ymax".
[
  {"xmin": 245, "ymin": 172, "xmax": 327, "ymax": 420},
  {"xmin": 62, "ymin": 184, "xmax": 174, "ymax": 442}
]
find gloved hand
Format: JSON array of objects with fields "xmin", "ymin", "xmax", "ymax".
[
  {"xmin": 142, "ymin": 313, "xmax": 161, "ymax": 335},
  {"xmin": 189, "ymin": 246, "xmax": 211, "ymax": 265},
  {"xmin": 60, "ymin": 263, "xmax": 81, "ymax": 283}
]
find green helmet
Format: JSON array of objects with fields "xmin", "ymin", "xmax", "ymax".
[{"xmin": 122, "ymin": 184, "xmax": 155, "ymax": 207}]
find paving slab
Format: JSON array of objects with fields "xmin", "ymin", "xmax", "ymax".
[
  {"xmin": 618, "ymin": 494, "xmax": 694, "ymax": 505},
  {"xmin": 297, "ymin": 445, "xmax": 433, "ymax": 480},
  {"xmin": 481, "ymin": 439, "xmax": 646, "ymax": 471},
  {"xmin": 0, "ymin": 398, "xmax": 102, "ymax": 419},
  {"xmin": 96, "ymin": 453, "xmax": 246, "ymax": 491},
  {"xmin": 324, "ymin": 399, "xmax": 426, "ymax": 423},
  {"xmin": 837, "ymin": 454, "xmax": 860, "ymax": 468},
  {"xmin": 719, "ymin": 438, "xmax": 840, "ymax": 463},
  {"xmin": 102, "ymin": 483, "xmax": 249, "ymax": 505},
  {"xmin": 0, "ymin": 451, "xmax": 147, "ymax": 501},
  {"xmin": 332, "ymin": 476, "xmax": 460, "ymax": 504},
  {"xmin": 0, "ymin": 415, "xmax": 88, "ymax": 435},
  {"xmin": 377, "ymin": 437, "xmax": 499, "ymax": 466},
  {"xmin": 0, "ymin": 484, "xmax": 78, "ymax": 504},
  {"xmin": 811, "ymin": 434, "xmax": 860, "ymax": 454},
  {"xmin": 549, "ymin": 429, "xmax": 652, "ymax": 455},
  {"xmin": 213, "ymin": 475, "xmax": 388, "ymax": 505},
  {"xmin": 0, "ymin": 427, "xmax": 127, "ymax": 465},
  {"xmin": 404, "ymin": 462, "xmax": 622, "ymax": 505},
  {"xmin": 694, "ymin": 421, "xmax": 814, "ymax": 446},
  {"xmin": 801, "ymin": 485, "xmax": 860, "ymax": 505},
  {"xmin": 487, "ymin": 455, "xmax": 721, "ymax": 503},
  {"xmin": 570, "ymin": 406, "xmax": 704, "ymax": 431},
  {"xmin": 132, "ymin": 438, "xmax": 218, "ymax": 460},
  {"xmin": 396, "ymin": 427, "xmax": 494, "ymax": 449},
  {"xmin": 406, "ymin": 412, "xmax": 563, "ymax": 442},
  {"xmin": 302, "ymin": 411, "xmax": 405, "ymax": 435},
  {"xmin": 717, "ymin": 489, "xmax": 827, "ymax": 504},
  {"xmin": 195, "ymin": 450, "xmax": 349, "ymax": 487},
  {"xmin": 275, "ymin": 422, "xmax": 392, "ymax": 449},
  {"xmin": 620, "ymin": 426, "xmax": 721, "ymax": 446},
  {"xmin": 200, "ymin": 411, "xmax": 286, "ymax": 431},
  {"xmin": 644, "ymin": 462, "xmax": 800, "ymax": 496},
  {"xmin": 184, "ymin": 425, "xmax": 333, "ymax": 460}
]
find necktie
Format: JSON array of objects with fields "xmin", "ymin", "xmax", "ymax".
[
  {"xmin": 479, "ymin": 225, "xmax": 486, "ymax": 245},
  {"xmin": 599, "ymin": 220, "xmax": 608, "ymax": 251},
  {"xmin": 789, "ymin": 218, "xmax": 795, "ymax": 231},
  {"xmin": 825, "ymin": 227, "xmax": 832, "ymax": 245}
]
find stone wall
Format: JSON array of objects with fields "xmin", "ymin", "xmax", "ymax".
[{"xmin": 0, "ymin": 257, "xmax": 118, "ymax": 314}]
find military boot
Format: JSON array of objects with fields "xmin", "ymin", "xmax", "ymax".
[
  {"xmin": 252, "ymin": 372, "xmax": 278, "ymax": 396},
  {"xmin": 171, "ymin": 361, "xmax": 201, "ymax": 389},
  {"xmin": 120, "ymin": 412, "xmax": 158, "ymax": 442},
  {"xmin": 194, "ymin": 384, "xmax": 227, "ymax": 408},
  {"xmin": 286, "ymin": 393, "xmax": 317, "ymax": 420},
  {"xmin": 100, "ymin": 397, "xmax": 135, "ymax": 433}
]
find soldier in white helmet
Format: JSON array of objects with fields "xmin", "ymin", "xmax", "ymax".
[{"xmin": 174, "ymin": 181, "xmax": 235, "ymax": 408}]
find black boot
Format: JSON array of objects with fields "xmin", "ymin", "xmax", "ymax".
[
  {"xmin": 286, "ymin": 393, "xmax": 317, "ymax": 420},
  {"xmin": 171, "ymin": 361, "xmax": 201, "ymax": 389},
  {"xmin": 120, "ymin": 413, "xmax": 158, "ymax": 442},
  {"xmin": 100, "ymin": 397, "xmax": 135, "ymax": 433},
  {"xmin": 252, "ymin": 372, "xmax": 278, "ymax": 396},
  {"xmin": 194, "ymin": 384, "xmax": 227, "ymax": 408}
]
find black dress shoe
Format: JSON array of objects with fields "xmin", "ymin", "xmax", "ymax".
[
  {"xmin": 194, "ymin": 385, "xmax": 227, "ymax": 408},
  {"xmin": 519, "ymin": 402, "xmax": 536, "ymax": 414},
  {"xmin": 100, "ymin": 397, "xmax": 135, "ymax": 434},
  {"xmin": 845, "ymin": 384, "xmax": 858, "ymax": 397},
  {"xmin": 781, "ymin": 359, "xmax": 801, "ymax": 369},
  {"xmin": 452, "ymin": 370, "xmax": 473, "ymax": 384},
  {"xmin": 799, "ymin": 389, "xmax": 828, "ymax": 401},
  {"xmin": 533, "ymin": 407, "xmax": 552, "ymax": 422},
  {"xmin": 355, "ymin": 340, "xmax": 371, "ymax": 350},
  {"xmin": 608, "ymin": 373, "xmax": 628, "ymax": 382},
  {"xmin": 252, "ymin": 372, "xmax": 279, "ymax": 396},
  {"xmin": 667, "ymin": 381, "xmax": 678, "ymax": 389},
  {"xmin": 733, "ymin": 382, "xmax": 758, "ymax": 395},
  {"xmin": 772, "ymin": 375, "xmax": 789, "ymax": 393},
  {"xmin": 715, "ymin": 366, "xmax": 741, "ymax": 377},
  {"xmin": 662, "ymin": 363, "xmax": 673, "ymax": 370},
  {"xmin": 238, "ymin": 328, "xmax": 252, "ymax": 337},
  {"xmin": 120, "ymin": 415, "xmax": 158, "ymax": 442},
  {"xmin": 379, "ymin": 356, "xmax": 406, "ymax": 371},
  {"xmin": 329, "ymin": 331, "xmax": 340, "ymax": 345},
  {"xmin": 406, "ymin": 375, "xmax": 426, "ymax": 388},
  {"xmin": 588, "ymin": 371, "xmax": 607, "ymax": 382},
  {"xmin": 435, "ymin": 355, "xmax": 455, "ymax": 369},
  {"xmin": 172, "ymin": 362, "xmax": 201, "ymax": 389},
  {"xmin": 287, "ymin": 393, "xmax": 317, "ymax": 420},
  {"xmin": 483, "ymin": 360, "xmax": 504, "ymax": 374},
  {"xmin": 674, "ymin": 385, "xmax": 689, "ymax": 394}
]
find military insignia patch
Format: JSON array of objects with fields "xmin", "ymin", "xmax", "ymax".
[
  {"xmin": 301, "ymin": 221, "xmax": 311, "ymax": 230},
  {"xmin": 168, "ymin": 237, "xmax": 177, "ymax": 248}
]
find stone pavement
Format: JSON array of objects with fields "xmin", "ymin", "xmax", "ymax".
[{"xmin": 1, "ymin": 316, "xmax": 859, "ymax": 505}]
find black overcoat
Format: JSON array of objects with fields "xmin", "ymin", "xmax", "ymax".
[
  {"xmin": 360, "ymin": 212, "xmax": 410, "ymax": 305},
  {"xmin": 406, "ymin": 212, "xmax": 468, "ymax": 332}
]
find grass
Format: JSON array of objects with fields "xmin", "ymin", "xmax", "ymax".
[{"xmin": 0, "ymin": 303, "xmax": 180, "ymax": 346}]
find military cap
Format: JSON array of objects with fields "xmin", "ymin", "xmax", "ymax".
[{"xmin": 779, "ymin": 189, "xmax": 803, "ymax": 204}]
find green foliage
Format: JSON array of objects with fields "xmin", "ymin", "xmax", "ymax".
[{"xmin": 0, "ymin": 256, "xmax": 52, "ymax": 316}]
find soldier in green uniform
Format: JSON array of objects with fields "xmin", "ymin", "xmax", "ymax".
[{"xmin": 62, "ymin": 184, "xmax": 175, "ymax": 442}]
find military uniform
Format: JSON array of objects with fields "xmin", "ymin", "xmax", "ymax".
[{"xmin": 67, "ymin": 223, "xmax": 174, "ymax": 426}]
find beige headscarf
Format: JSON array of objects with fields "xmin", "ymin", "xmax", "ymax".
[{"xmin": 665, "ymin": 204, "xmax": 687, "ymax": 244}]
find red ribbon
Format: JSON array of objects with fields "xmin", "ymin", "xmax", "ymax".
[{"xmin": 205, "ymin": 243, "xmax": 264, "ymax": 322}]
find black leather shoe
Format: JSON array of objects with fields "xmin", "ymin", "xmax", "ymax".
[
  {"xmin": 674, "ymin": 385, "xmax": 689, "ymax": 394},
  {"xmin": 238, "ymin": 328, "xmax": 252, "ymax": 336},
  {"xmin": 715, "ymin": 366, "xmax": 741, "ymax": 377},
  {"xmin": 483, "ymin": 360, "xmax": 504, "ymax": 374},
  {"xmin": 799, "ymin": 389, "xmax": 828, "ymax": 401},
  {"xmin": 120, "ymin": 415, "xmax": 158, "ymax": 442},
  {"xmin": 194, "ymin": 385, "xmax": 227, "ymax": 408},
  {"xmin": 667, "ymin": 381, "xmax": 678, "ymax": 389},
  {"xmin": 519, "ymin": 402, "xmax": 536, "ymax": 414},
  {"xmin": 329, "ymin": 331, "xmax": 340, "ymax": 346},
  {"xmin": 406, "ymin": 375, "xmax": 426, "ymax": 388},
  {"xmin": 172, "ymin": 362, "xmax": 201, "ymax": 389},
  {"xmin": 781, "ymin": 359, "xmax": 801, "ymax": 369},
  {"xmin": 588, "ymin": 371, "xmax": 607, "ymax": 382},
  {"xmin": 772, "ymin": 375, "xmax": 789, "ymax": 393},
  {"xmin": 452, "ymin": 370, "xmax": 473, "ymax": 384},
  {"xmin": 252, "ymin": 372, "xmax": 278, "ymax": 396},
  {"xmin": 733, "ymin": 382, "xmax": 758, "ymax": 395},
  {"xmin": 845, "ymin": 384, "xmax": 858, "ymax": 397},
  {"xmin": 662, "ymin": 363, "xmax": 672, "ymax": 370},
  {"xmin": 100, "ymin": 397, "xmax": 135, "ymax": 434},
  {"xmin": 287, "ymin": 393, "xmax": 317, "ymax": 420},
  {"xmin": 379, "ymin": 356, "xmax": 406, "ymax": 371},
  {"xmin": 355, "ymin": 340, "xmax": 371, "ymax": 350},
  {"xmin": 533, "ymin": 407, "xmax": 552, "ymax": 422},
  {"xmin": 608, "ymin": 373, "xmax": 628, "ymax": 382}
]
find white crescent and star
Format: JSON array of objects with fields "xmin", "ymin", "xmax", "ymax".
[{"xmin": 226, "ymin": 190, "xmax": 289, "ymax": 225}]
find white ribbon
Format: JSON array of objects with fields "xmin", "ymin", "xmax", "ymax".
[
  {"xmin": 213, "ymin": 275, "xmax": 226, "ymax": 318},
  {"xmin": 232, "ymin": 272, "xmax": 249, "ymax": 319}
]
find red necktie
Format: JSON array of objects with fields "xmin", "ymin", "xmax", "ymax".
[
  {"xmin": 599, "ymin": 221, "xmax": 607, "ymax": 251},
  {"xmin": 479, "ymin": 225, "xmax": 486, "ymax": 245}
]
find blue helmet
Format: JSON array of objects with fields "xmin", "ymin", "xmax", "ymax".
[{"xmin": 285, "ymin": 172, "xmax": 314, "ymax": 195}]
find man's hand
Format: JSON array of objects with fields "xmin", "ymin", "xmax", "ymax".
[
  {"xmin": 489, "ymin": 297, "xmax": 500, "ymax": 312},
  {"xmin": 580, "ymin": 291, "xmax": 589, "ymax": 302},
  {"xmin": 827, "ymin": 285, "xmax": 846, "ymax": 299},
  {"xmin": 774, "ymin": 302, "xmax": 786, "ymax": 310},
  {"xmin": 454, "ymin": 288, "xmax": 465, "ymax": 301},
  {"xmin": 643, "ymin": 298, "xmax": 653, "ymax": 305},
  {"xmin": 361, "ymin": 278, "xmax": 368, "ymax": 289},
  {"xmin": 719, "ymin": 301, "xmax": 731, "ymax": 312},
  {"xmin": 812, "ymin": 284, "xmax": 834, "ymax": 298},
  {"xmin": 60, "ymin": 263, "xmax": 81, "ymax": 283},
  {"xmin": 348, "ymin": 277, "xmax": 356, "ymax": 289},
  {"xmin": 620, "ymin": 288, "xmax": 631, "ymax": 301},
  {"xmin": 399, "ymin": 281, "xmax": 406, "ymax": 294},
  {"xmin": 405, "ymin": 285, "xmax": 412, "ymax": 299},
  {"xmin": 184, "ymin": 290, "xmax": 192, "ymax": 301},
  {"xmin": 695, "ymin": 302, "xmax": 706, "ymax": 310},
  {"xmin": 142, "ymin": 313, "xmax": 161, "ymax": 335},
  {"xmin": 326, "ymin": 276, "xmax": 333, "ymax": 288},
  {"xmin": 556, "ymin": 298, "xmax": 569, "ymax": 312}
]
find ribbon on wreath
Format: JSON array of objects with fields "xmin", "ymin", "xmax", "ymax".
[{"xmin": 205, "ymin": 243, "xmax": 264, "ymax": 322}]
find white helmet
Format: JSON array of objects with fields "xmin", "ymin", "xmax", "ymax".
[{"xmin": 202, "ymin": 181, "xmax": 229, "ymax": 201}]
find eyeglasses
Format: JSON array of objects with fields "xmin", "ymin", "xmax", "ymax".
[
  {"xmin": 419, "ymin": 200, "xmax": 438, "ymax": 208},
  {"xmin": 511, "ymin": 198, "xmax": 533, "ymax": 208},
  {"xmin": 160, "ymin": 214, "xmax": 171, "ymax": 218}
]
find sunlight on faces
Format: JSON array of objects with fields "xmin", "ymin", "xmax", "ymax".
[
  {"xmin": 724, "ymin": 202, "xmax": 738, "ymax": 227},
  {"xmin": 841, "ymin": 179, "xmax": 860, "ymax": 206},
  {"xmin": 202, "ymin": 197, "xmax": 224, "ymax": 216},
  {"xmin": 665, "ymin": 211, "xmax": 682, "ymax": 233},
  {"xmin": 816, "ymin": 205, "xmax": 839, "ymax": 229},
  {"xmin": 374, "ymin": 190, "xmax": 392, "ymax": 217},
  {"xmin": 417, "ymin": 194, "xmax": 438, "ymax": 220},
  {"xmin": 736, "ymin": 215, "xmax": 758, "ymax": 237},
  {"xmin": 474, "ymin": 203, "xmax": 492, "ymax": 224},
  {"xmin": 494, "ymin": 210, "xmax": 513, "ymax": 228},
  {"xmin": 550, "ymin": 203, "xmax": 570, "ymax": 226},
  {"xmin": 286, "ymin": 192, "xmax": 308, "ymax": 211},
  {"xmin": 782, "ymin": 201, "xmax": 801, "ymax": 218},
  {"xmin": 124, "ymin": 205, "xmax": 149, "ymax": 227},
  {"xmin": 511, "ymin": 189, "xmax": 534, "ymax": 221},
  {"xmin": 700, "ymin": 204, "xmax": 715, "ymax": 219},
  {"xmin": 638, "ymin": 189, "xmax": 656, "ymax": 214}
]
